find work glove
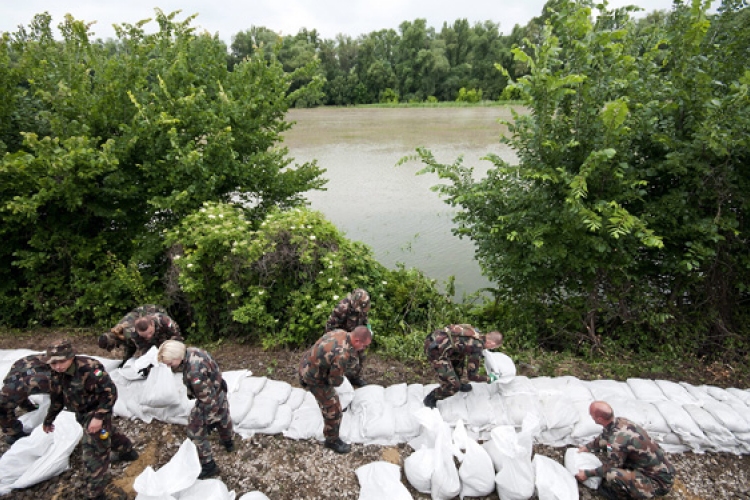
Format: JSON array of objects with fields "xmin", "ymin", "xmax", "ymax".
[
  {"xmin": 138, "ymin": 364, "xmax": 154, "ymax": 378},
  {"xmin": 488, "ymin": 372, "xmax": 499, "ymax": 383}
]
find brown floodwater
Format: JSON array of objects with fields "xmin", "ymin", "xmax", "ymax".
[{"xmin": 283, "ymin": 106, "xmax": 522, "ymax": 299}]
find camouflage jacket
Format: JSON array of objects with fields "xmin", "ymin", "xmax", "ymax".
[
  {"xmin": 1, "ymin": 354, "xmax": 51, "ymax": 401},
  {"xmin": 325, "ymin": 297, "xmax": 368, "ymax": 332},
  {"xmin": 179, "ymin": 347, "xmax": 225, "ymax": 408},
  {"xmin": 425, "ymin": 324, "xmax": 488, "ymax": 382},
  {"xmin": 583, "ymin": 417, "xmax": 675, "ymax": 488},
  {"xmin": 299, "ymin": 330, "xmax": 360, "ymax": 387},
  {"xmin": 106, "ymin": 305, "xmax": 182, "ymax": 363},
  {"xmin": 44, "ymin": 356, "xmax": 117, "ymax": 425}
]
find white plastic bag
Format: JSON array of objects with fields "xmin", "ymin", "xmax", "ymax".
[
  {"xmin": 404, "ymin": 447, "xmax": 434, "ymax": 493},
  {"xmin": 141, "ymin": 363, "xmax": 184, "ymax": 408},
  {"xmin": 176, "ymin": 478, "xmax": 236, "ymax": 500},
  {"xmin": 453, "ymin": 420, "xmax": 495, "ymax": 499},
  {"xmin": 134, "ymin": 439, "xmax": 202, "ymax": 496},
  {"xmin": 564, "ymin": 447, "xmax": 601, "ymax": 489},
  {"xmin": 533, "ymin": 454, "xmax": 578, "ymax": 500},
  {"xmin": 356, "ymin": 461, "xmax": 411, "ymax": 500}
]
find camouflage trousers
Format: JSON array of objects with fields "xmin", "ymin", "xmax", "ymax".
[
  {"xmin": 427, "ymin": 356, "xmax": 465, "ymax": 401},
  {"xmin": 305, "ymin": 383, "xmax": 341, "ymax": 440},
  {"xmin": 77, "ymin": 413, "xmax": 133, "ymax": 499},
  {"xmin": 602, "ymin": 468, "xmax": 672, "ymax": 499},
  {"xmin": 0, "ymin": 375, "xmax": 47, "ymax": 437},
  {"xmin": 187, "ymin": 395, "xmax": 233, "ymax": 466}
]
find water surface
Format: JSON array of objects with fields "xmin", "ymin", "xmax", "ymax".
[{"xmin": 284, "ymin": 107, "xmax": 520, "ymax": 298}]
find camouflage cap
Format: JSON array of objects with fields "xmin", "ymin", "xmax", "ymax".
[{"xmin": 46, "ymin": 339, "xmax": 75, "ymax": 363}]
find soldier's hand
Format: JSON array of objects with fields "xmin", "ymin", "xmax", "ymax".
[
  {"xmin": 138, "ymin": 364, "xmax": 153, "ymax": 378},
  {"xmin": 98, "ymin": 334, "xmax": 113, "ymax": 351},
  {"xmin": 488, "ymin": 372, "xmax": 499, "ymax": 383},
  {"xmin": 43, "ymin": 423, "xmax": 54, "ymax": 433}
]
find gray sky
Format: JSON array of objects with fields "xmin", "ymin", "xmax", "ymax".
[{"xmin": 0, "ymin": 1, "xmax": 697, "ymax": 45}]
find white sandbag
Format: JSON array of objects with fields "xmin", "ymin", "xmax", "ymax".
[
  {"xmin": 0, "ymin": 349, "xmax": 40, "ymax": 361},
  {"xmin": 351, "ymin": 385, "xmax": 385, "ymax": 412},
  {"xmin": 502, "ymin": 393, "xmax": 543, "ymax": 429},
  {"xmin": 18, "ymin": 394, "xmax": 50, "ymax": 432},
  {"xmin": 626, "ymin": 378, "xmax": 668, "ymax": 402},
  {"xmin": 533, "ymin": 454, "xmax": 578, "ymax": 500},
  {"xmin": 285, "ymin": 387, "xmax": 307, "ymax": 411},
  {"xmin": 496, "ymin": 376, "xmax": 536, "ymax": 396},
  {"xmin": 228, "ymin": 392, "xmax": 255, "ymax": 425},
  {"xmin": 453, "ymin": 421, "xmax": 495, "ymax": 499},
  {"xmin": 655, "ymin": 380, "xmax": 700, "ymax": 406},
  {"xmin": 704, "ymin": 385, "xmax": 745, "ymax": 406},
  {"xmin": 493, "ymin": 422, "xmax": 535, "ymax": 500},
  {"xmin": 608, "ymin": 399, "xmax": 671, "ymax": 438},
  {"xmin": 702, "ymin": 400, "xmax": 750, "ymax": 433},
  {"xmin": 239, "ymin": 376, "xmax": 267, "ymax": 395},
  {"xmin": 680, "ymin": 383, "xmax": 716, "ymax": 406},
  {"xmin": 538, "ymin": 395, "xmax": 579, "ymax": 447},
  {"xmin": 727, "ymin": 388, "xmax": 750, "ymax": 405},
  {"xmin": 140, "ymin": 364, "xmax": 184, "ymax": 408},
  {"xmin": 564, "ymin": 447, "xmax": 602, "ymax": 489},
  {"xmin": 237, "ymin": 493, "xmax": 270, "ymax": 500},
  {"xmin": 586, "ymin": 380, "xmax": 635, "ymax": 401},
  {"xmin": 257, "ymin": 379, "xmax": 292, "ymax": 405},
  {"xmin": 0, "ymin": 411, "xmax": 82, "ymax": 496},
  {"xmin": 436, "ymin": 393, "xmax": 469, "ymax": 426},
  {"xmin": 529, "ymin": 376, "xmax": 592, "ymax": 402},
  {"xmin": 176, "ymin": 478, "xmax": 235, "ymax": 500},
  {"xmin": 394, "ymin": 385, "xmax": 424, "ymax": 438},
  {"xmin": 407, "ymin": 407, "xmax": 444, "ymax": 451},
  {"xmin": 355, "ymin": 461, "xmax": 411, "ymax": 500},
  {"xmin": 256, "ymin": 404, "xmax": 293, "ymax": 435},
  {"xmin": 239, "ymin": 396, "xmax": 279, "ymax": 430},
  {"xmin": 653, "ymin": 400, "xmax": 708, "ymax": 452},
  {"xmin": 339, "ymin": 408, "xmax": 366, "ymax": 444},
  {"xmin": 337, "ymin": 377, "xmax": 355, "ymax": 410},
  {"xmin": 384, "ymin": 383, "xmax": 408, "ymax": 407},
  {"xmin": 283, "ymin": 405, "xmax": 323, "ymax": 440},
  {"xmin": 432, "ymin": 415, "xmax": 461, "ymax": 500},
  {"xmin": 134, "ymin": 439, "xmax": 202, "ymax": 497},
  {"xmin": 483, "ymin": 350, "xmax": 516, "ymax": 383},
  {"xmin": 488, "ymin": 392, "xmax": 513, "ymax": 427},
  {"xmin": 90, "ymin": 355, "xmax": 123, "ymax": 374},
  {"xmin": 221, "ymin": 370, "xmax": 250, "ymax": 393},
  {"xmin": 404, "ymin": 447, "xmax": 434, "ymax": 493},
  {"xmin": 465, "ymin": 382, "xmax": 496, "ymax": 430},
  {"xmin": 683, "ymin": 404, "xmax": 737, "ymax": 451}
]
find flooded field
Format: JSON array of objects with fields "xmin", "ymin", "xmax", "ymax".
[{"xmin": 284, "ymin": 106, "xmax": 521, "ymax": 298}]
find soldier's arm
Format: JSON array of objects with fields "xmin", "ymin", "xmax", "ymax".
[
  {"xmin": 156, "ymin": 314, "xmax": 183, "ymax": 341},
  {"xmin": 328, "ymin": 352, "xmax": 347, "ymax": 387},
  {"xmin": 43, "ymin": 380, "xmax": 65, "ymax": 427},
  {"xmin": 466, "ymin": 348, "xmax": 489, "ymax": 383},
  {"xmin": 122, "ymin": 339, "xmax": 138, "ymax": 363},
  {"xmin": 87, "ymin": 364, "xmax": 116, "ymax": 419},
  {"xmin": 325, "ymin": 301, "xmax": 347, "ymax": 332}
]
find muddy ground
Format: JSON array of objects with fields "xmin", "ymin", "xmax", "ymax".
[{"xmin": 1, "ymin": 329, "xmax": 748, "ymax": 499}]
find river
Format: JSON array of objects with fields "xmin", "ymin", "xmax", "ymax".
[{"xmin": 283, "ymin": 106, "xmax": 520, "ymax": 299}]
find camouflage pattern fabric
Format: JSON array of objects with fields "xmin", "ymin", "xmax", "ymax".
[
  {"xmin": 424, "ymin": 324, "xmax": 489, "ymax": 400},
  {"xmin": 582, "ymin": 417, "xmax": 676, "ymax": 498},
  {"xmin": 179, "ymin": 347, "xmax": 232, "ymax": 465},
  {"xmin": 44, "ymin": 356, "xmax": 133, "ymax": 499},
  {"xmin": 299, "ymin": 330, "xmax": 361, "ymax": 439},
  {"xmin": 325, "ymin": 291, "xmax": 369, "ymax": 377},
  {"xmin": 0, "ymin": 354, "xmax": 50, "ymax": 437},
  {"xmin": 100, "ymin": 305, "xmax": 182, "ymax": 364}
]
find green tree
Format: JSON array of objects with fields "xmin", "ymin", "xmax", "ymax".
[{"xmin": 0, "ymin": 10, "xmax": 325, "ymax": 326}]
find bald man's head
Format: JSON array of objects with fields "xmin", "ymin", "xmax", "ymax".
[
  {"xmin": 589, "ymin": 401, "xmax": 614, "ymax": 425},
  {"xmin": 350, "ymin": 326, "xmax": 372, "ymax": 352}
]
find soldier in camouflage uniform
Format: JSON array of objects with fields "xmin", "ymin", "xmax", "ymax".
[
  {"xmin": 98, "ymin": 304, "xmax": 183, "ymax": 368},
  {"xmin": 325, "ymin": 288, "xmax": 371, "ymax": 387},
  {"xmin": 43, "ymin": 340, "xmax": 137, "ymax": 500},
  {"xmin": 423, "ymin": 324, "xmax": 503, "ymax": 408},
  {"xmin": 158, "ymin": 340, "xmax": 233, "ymax": 479},
  {"xmin": 0, "ymin": 353, "xmax": 51, "ymax": 444},
  {"xmin": 299, "ymin": 325, "xmax": 372, "ymax": 454},
  {"xmin": 576, "ymin": 401, "xmax": 675, "ymax": 499}
]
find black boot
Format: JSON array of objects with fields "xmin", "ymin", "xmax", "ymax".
[
  {"xmin": 459, "ymin": 383, "xmax": 473, "ymax": 392},
  {"xmin": 198, "ymin": 459, "xmax": 220, "ymax": 479},
  {"xmin": 114, "ymin": 448, "xmax": 139, "ymax": 462},
  {"xmin": 423, "ymin": 392, "xmax": 438, "ymax": 409},
  {"xmin": 349, "ymin": 376, "xmax": 368, "ymax": 388},
  {"xmin": 5, "ymin": 430, "xmax": 30, "ymax": 445},
  {"xmin": 222, "ymin": 438, "xmax": 235, "ymax": 452},
  {"xmin": 324, "ymin": 438, "xmax": 351, "ymax": 454}
]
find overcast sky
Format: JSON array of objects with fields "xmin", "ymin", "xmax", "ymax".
[{"xmin": 1, "ymin": 1, "xmax": 704, "ymax": 44}]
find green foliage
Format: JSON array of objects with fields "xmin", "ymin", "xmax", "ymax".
[
  {"xmin": 166, "ymin": 204, "xmax": 462, "ymax": 347},
  {"xmin": 0, "ymin": 11, "xmax": 325, "ymax": 327},
  {"xmin": 455, "ymin": 87, "xmax": 483, "ymax": 103},
  {"xmin": 411, "ymin": 0, "xmax": 750, "ymax": 359}
]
